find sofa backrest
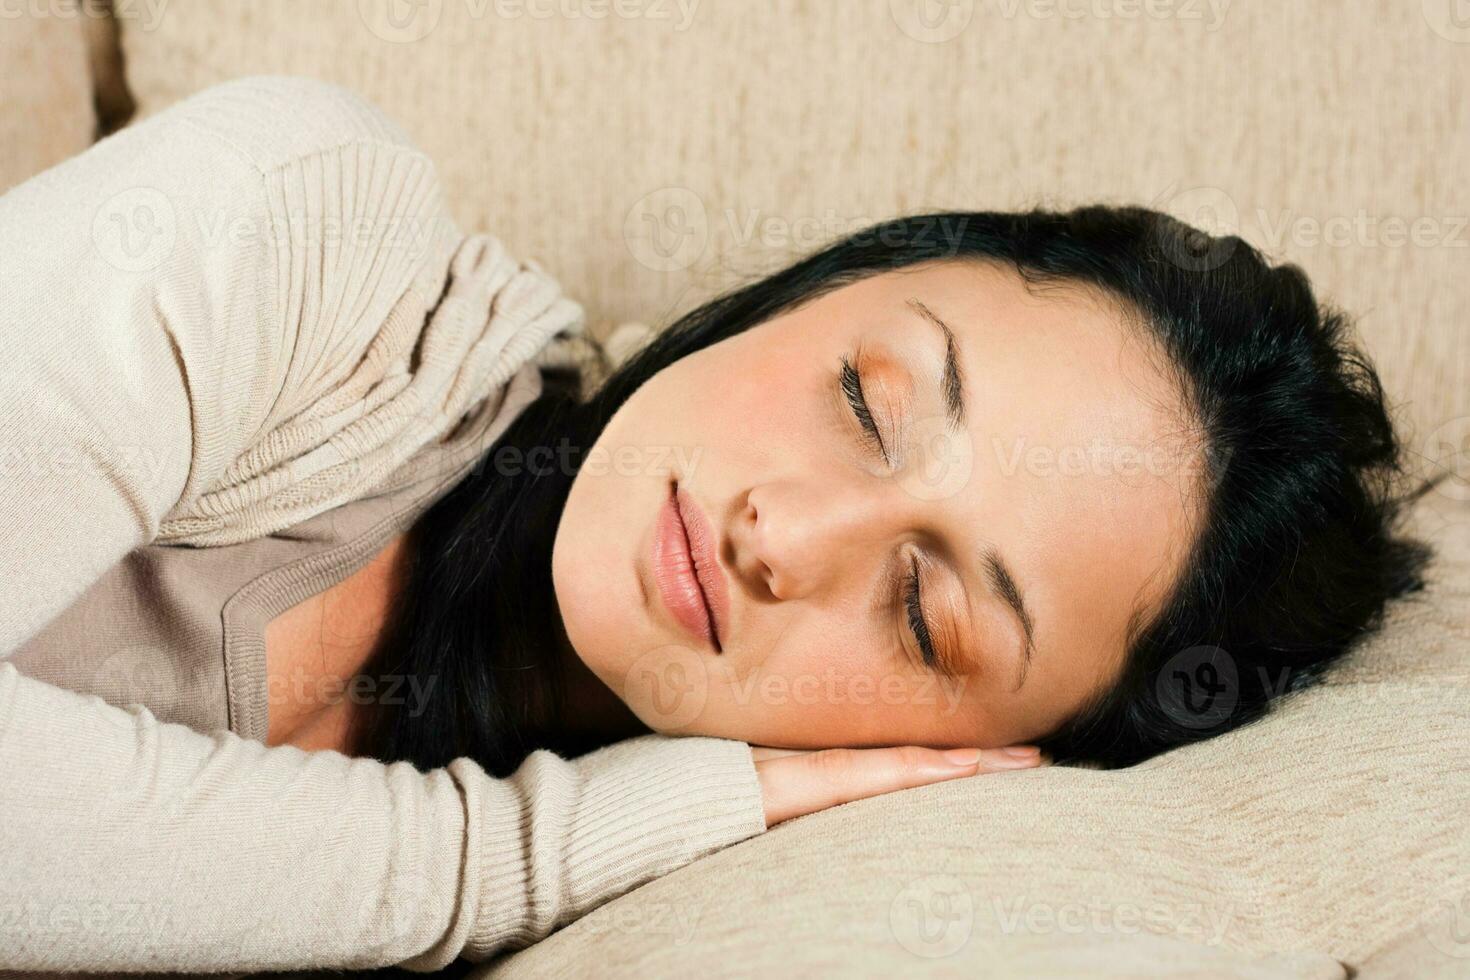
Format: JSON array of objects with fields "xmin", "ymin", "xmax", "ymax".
[
  {"xmin": 0, "ymin": 12, "xmax": 96, "ymax": 196},
  {"xmin": 106, "ymin": 0, "xmax": 1467, "ymax": 467}
]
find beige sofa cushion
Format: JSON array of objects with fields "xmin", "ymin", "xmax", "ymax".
[
  {"xmin": 117, "ymin": 0, "xmax": 1468, "ymax": 453},
  {"xmin": 0, "ymin": 13, "xmax": 94, "ymax": 194},
  {"xmin": 490, "ymin": 930, "xmax": 1350, "ymax": 979},
  {"xmin": 1354, "ymin": 896, "xmax": 1470, "ymax": 980}
]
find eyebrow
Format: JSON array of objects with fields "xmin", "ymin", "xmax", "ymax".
[
  {"xmin": 907, "ymin": 297, "xmax": 1038, "ymax": 692},
  {"xmin": 982, "ymin": 546, "xmax": 1037, "ymax": 691},
  {"xmin": 906, "ymin": 298, "xmax": 966, "ymax": 432}
]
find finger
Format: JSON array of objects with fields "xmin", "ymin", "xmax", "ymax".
[
  {"xmin": 766, "ymin": 745, "xmax": 1040, "ymax": 823},
  {"xmin": 753, "ymin": 744, "xmax": 1039, "ymax": 763},
  {"xmin": 749, "ymin": 746, "xmax": 812, "ymax": 763}
]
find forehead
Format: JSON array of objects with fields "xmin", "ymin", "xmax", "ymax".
[
  {"xmin": 823, "ymin": 259, "xmax": 1190, "ymax": 457},
  {"xmin": 828, "ymin": 259, "xmax": 1203, "ymax": 709}
]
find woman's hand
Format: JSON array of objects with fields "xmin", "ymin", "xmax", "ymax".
[{"xmin": 751, "ymin": 744, "xmax": 1046, "ymax": 827}]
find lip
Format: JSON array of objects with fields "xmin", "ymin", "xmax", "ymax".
[{"xmin": 651, "ymin": 481, "xmax": 730, "ymax": 653}]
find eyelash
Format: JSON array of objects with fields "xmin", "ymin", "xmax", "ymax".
[
  {"xmin": 839, "ymin": 354, "xmax": 887, "ymax": 462},
  {"xmin": 904, "ymin": 554, "xmax": 939, "ymax": 671},
  {"xmin": 838, "ymin": 353, "xmax": 940, "ymax": 671}
]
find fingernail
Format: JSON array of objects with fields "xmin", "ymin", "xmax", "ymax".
[
  {"xmin": 1003, "ymin": 745, "xmax": 1040, "ymax": 758},
  {"xmin": 942, "ymin": 747, "xmax": 983, "ymax": 766},
  {"xmin": 981, "ymin": 748, "xmax": 1040, "ymax": 769}
]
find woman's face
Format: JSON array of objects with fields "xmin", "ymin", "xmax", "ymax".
[{"xmin": 552, "ymin": 258, "xmax": 1203, "ymax": 749}]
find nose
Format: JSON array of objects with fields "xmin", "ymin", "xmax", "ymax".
[{"xmin": 735, "ymin": 476, "xmax": 908, "ymax": 601}]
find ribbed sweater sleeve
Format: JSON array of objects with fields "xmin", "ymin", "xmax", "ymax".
[
  {"xmin": 0, "ymin": 75, "xmax": 767, "ymax": 971},
  {"xmin": 0, "ymin": 663, "xmax": 766, "ymax": 971}
]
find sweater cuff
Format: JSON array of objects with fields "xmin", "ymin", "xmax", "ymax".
[{"xmin": 462, "ymin": 734, "xmax": 766, "ymax": 959}]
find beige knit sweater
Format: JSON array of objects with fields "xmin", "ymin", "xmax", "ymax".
[{"xmin": 0, "ymin": 75, "xmax": 766, "ymax": 973}]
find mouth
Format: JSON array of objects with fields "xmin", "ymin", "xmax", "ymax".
[{"xmin": 651, "ymin": 480, "xmax": 729, "ymax": 653}]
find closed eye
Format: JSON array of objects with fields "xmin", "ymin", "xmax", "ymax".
[
  {"xmin": 903, "ymin": 553, "xmax": 941, "ymax": 670},
  {"xmin": 839, "ymin": 354, "xmax": 887, "ymax": 463}
]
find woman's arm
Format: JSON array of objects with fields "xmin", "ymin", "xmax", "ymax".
[
  {"xmin": 0, "ymin": 660, "xmax": 1022, "ymax": 971},
  {"xmin": 0, "ymin": 661, "xmax": 766, "ymax": 971}
]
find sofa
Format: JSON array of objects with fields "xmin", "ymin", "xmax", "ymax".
[{"xmin": 4, "ymin": 2, "xmax": 1468, "ymax": 976}]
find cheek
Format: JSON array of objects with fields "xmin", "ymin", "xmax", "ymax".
[
  {"xmin": 549, "ymin": 481, "xmax": 630, "ymax": 690},
  {"xmin": 695, "ymin": 617, "xmax": 974, "ymax": 747},
  {"xmin": 677, "ymin": 328, "xmax": 827, "ymax": 453}
]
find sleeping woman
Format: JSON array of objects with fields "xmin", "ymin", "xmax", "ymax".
[{"xmin": 0, "ymin": 75, "xmax": 1438, "ymax": 975}]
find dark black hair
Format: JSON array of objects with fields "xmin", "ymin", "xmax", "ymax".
[{"xmin": 355, "ymin": 203, "xmax": 1443, "ymax": 780}]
